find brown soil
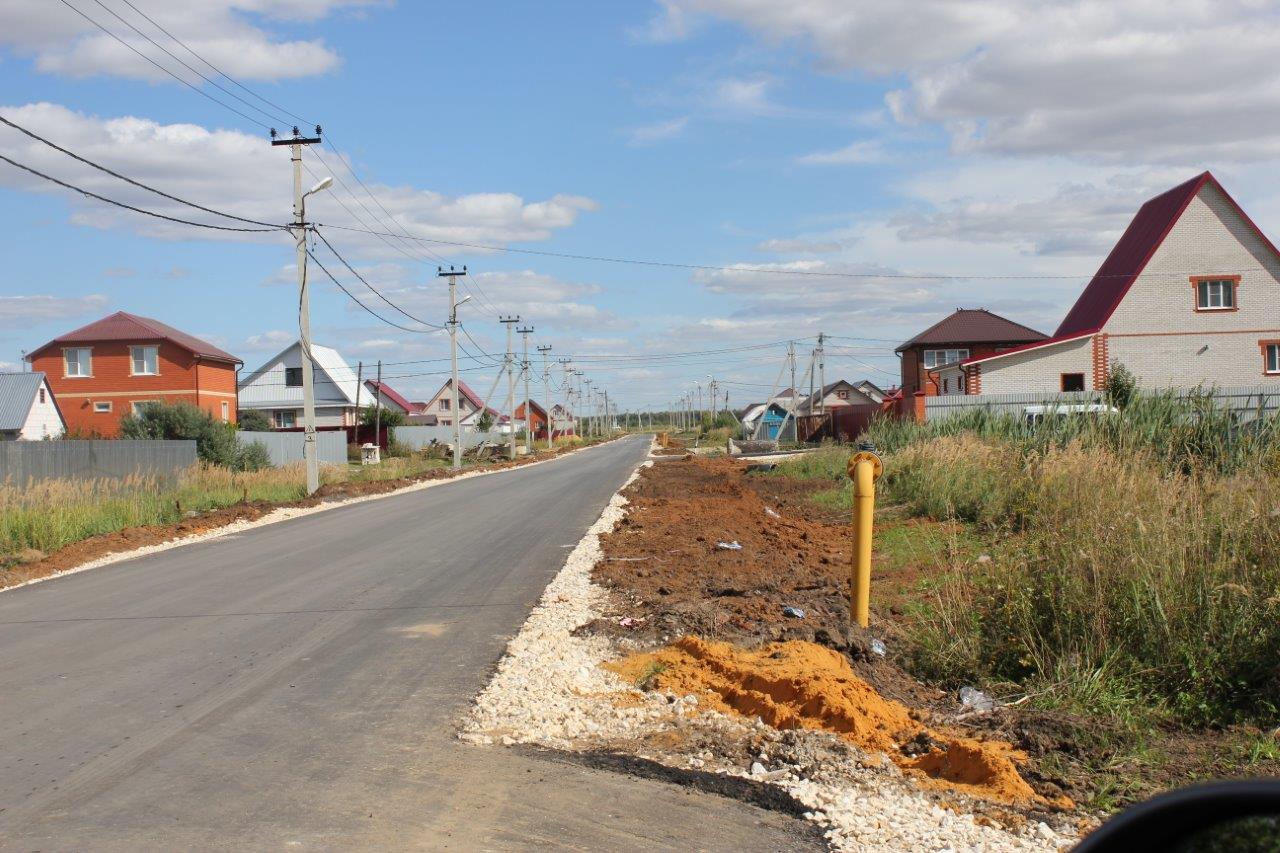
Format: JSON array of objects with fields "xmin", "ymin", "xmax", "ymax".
[
  {"xmin": 1, "ymin": 441, "xmax": 603, "ymax": 591},
  {"xmin": 607, "ymin": 635, "xmax": 1064, "ymax": 807}
]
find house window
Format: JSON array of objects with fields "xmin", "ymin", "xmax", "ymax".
[
  {"xmin": 130, "ymin": 345, "xmax": 159, "ymax": 375},
  {"xmin": 221, "ymin": 401, "xmax": 230, "ymax": 422},
  {"xmin": 38, "ymin": 387, "xmax": 45, "ymax": 404},
  {"xmin": 130, "ymin": 400, "xmax": 159, "ymax": 415},
  {"xmin": 1061, "ymin": 373, "xmax": 1086, "ymax": 392},
  {"xmin": 274, "ymin": 409, "xmax": 297, "ymax": 428},
  {"xmin": 64, "ymin": 347, "xmax": 92, "ymax": 377},
  {"xmin": 1193, "ymin": 276, "xmax": 1238, "ymax": 311},
  {"xmin": 1262, "ymin": 341, "xmax": 1280, "ymax": 375},
  {"xmin": 837, "ymin": 390, "xmax": 848, "ymax": 399},
  {"xmin": 922, "ymin": 348, "xmax": 969, "ymax": 369},
  {"xmin": 93, "ymin": 401, "xmax": 112, "ymax": 413},
  {"xmin": 285, "ymin": 367, "xmax": 303, "ymax": 387},
  {"xmin": 439, "ymin": 398, "xmax": 451, "ymax": 411}
]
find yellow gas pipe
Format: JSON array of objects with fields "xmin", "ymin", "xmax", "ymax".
[{"xmin": 847, "ymin": 444, "xmax": 883, "ymax": 628}]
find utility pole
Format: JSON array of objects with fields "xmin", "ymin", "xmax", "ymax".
[
  {"xmin": 583, "ymin": 378, "xmax": 594, "ymax": 437},
  {"xmin": 374, "ymin": 359, "xmax": 383, "ymax": 457},
  {"xmin": 538, "ymin": 344, "xmax": 553, "ymax": 450},
  {"xmin": 500, "ymin": 316, "xmax": 519, "ymax": 459},
  {"xmin": 272, "ymin": 125, "xmax": 327, "ymax": 495},
  {"xmin": 603, "ymin": 390, "xmax": 610, "ymax": 434},
  {"xmin": 518, "ymin": 326, "xmax": 534, "ymax": 453},
  {"xmin": 353, "ymin": 360, "xmax": 362, "ymax": 447},
  {"xmin": 818, "ymin": 332, "xmax": 826, "ymax": 417},
  {"xmin": 572, "ymin": 369, "xmax": 583, "ymax": 437},
  {"xmin": 440, "ymin": 266, "xmax": 468, "ymax": 469}
]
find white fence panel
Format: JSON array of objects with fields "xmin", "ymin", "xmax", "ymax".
[
  {"xmin": 236, "ymin": 431, "xmax": 347, "ymax": 467},
  {"xmin": 923, "ymin": 385, "xmax": 1280, "ymax": 422},
  {"xmin": 394, "ymin": 425, "xmax": 499, "ymax": 451},
  {"xmin": 0, "ymin": 440, "xmax": 197, "ymax": 484}
]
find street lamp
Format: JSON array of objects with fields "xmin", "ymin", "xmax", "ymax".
[{"xmin": 295, "ymin": 174, "xmax": 332, "ymax": 495}]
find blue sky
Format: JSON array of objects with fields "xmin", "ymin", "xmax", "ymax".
[{"xmin": 5, "ymin": 1, "xmax": 1280, "ymax": 409}]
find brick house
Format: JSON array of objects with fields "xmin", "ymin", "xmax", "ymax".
[
  {"xmin": 418, "ymin": 378, "xmax": 484, "ymax": 426},
  {"xmin": 26, "ymin": 311, "xmax": 241, "ymax": 437},
  {"xmin": 934, "ymin": 172, "xmax": 1280, "ymax": 395},
  {"xmin": 514, "ymin": 399, "xmax": 549, "ymax": 438},
  {"xmin": 895, "ymin": 309, "xmax": 1048, "ymax": 396}
]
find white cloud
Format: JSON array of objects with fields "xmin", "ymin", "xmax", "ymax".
[
  {"xmin": 795, "ymin": 139, "xmax": 887, "ymax": 166},
  {"xmin": 658, "ymin": 0, "xmax": 1280, "ymax": 163},
  {"xmin": 0, "ymin": 294, "xmax": 107, "ymax": 330},
  {"xmin": 0, "ymin": 103, "xmax": 597, "ymax": 253},
  {"xmin": 710, "ymin": 76, "xmax": 783, "ymax": 117},
  {"xmin": 626, "ymin": 117, "xmax": 689, "ymax": 146},
  {"xmin": 242, "ymin": 328, "xmax": 295, "ymax": 351},
  {"xmin": 0, "ymin": 0, "xmax": 376, "ymax": 82}
]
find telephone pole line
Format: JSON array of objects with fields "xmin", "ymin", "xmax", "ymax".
[
  {"xmin": 817, "ymin": 332, "xmax": 826, "ymax": 417},
  {"xmin": 500, "ymin": 316, "xmax": 520, "ymax": 459},
  {"xmin": 538, "ymin": 344, "xmax": 553, "ymax": 450},
  {"xmin": 440, "ymin": 266, "xmax": 468, "ymax": 469},
  {"xmin": 272, "ymin": 125, "xmax": 326, "ymax": 494},
  {"xmin": 518, "ymin": 326, "xmax": 534, "ymax": 453}
]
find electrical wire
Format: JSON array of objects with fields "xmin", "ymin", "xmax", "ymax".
[
  {"xmin": 0, "ymin": 113, "xmax": 280, "ymax": 227},
  {"xmin": 306, "ymin": 248, "xmax": 442, "ymax": 334},
  {"xmin": 0, "ymin": 152, "xmax": 283, "ymax": 233},
  {"xmin": 311, "ymin": 226, "xmax": 444, "ymax": 329}
]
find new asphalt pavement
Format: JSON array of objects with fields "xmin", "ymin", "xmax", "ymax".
[{"xmin": 0, "ymin": 436, "xmax": 819, "ymax": 850}]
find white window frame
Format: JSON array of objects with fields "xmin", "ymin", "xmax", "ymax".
[
  {"xmin": 131, "ymin": 400, "xmax": 159, "ymax": 415},
  {"xmin": 64, "ymin": 347, "xmax": 92, "ymax": 378},
  {"xmin": 221, "ymin": 401, "xmax": 230, "ymax": 422},
  {"xmin": 274, "ymin": 409, "xmax": 297, "ymax": 429},
  {"xmin": 93, "ymin": 401, "xmax": 112, "ymax": 413},
  {"xmin": 130, "ymin": 345, "xmax": 159, "ymax": 376},
  {"xmin": 923, "ymin": 348, "xmax": 969, "ymax": 369},
  {"xmin": 1265, "ymin": 343, "xmax": 1280, "ymax": 375},
  {"xmin": 1195, "ymin": 279, "xmax": 1236, "ymax": 310}
]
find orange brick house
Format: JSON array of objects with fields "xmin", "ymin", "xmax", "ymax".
[
  {"xmin": 895, "ymin": 308, "xmax": 1048, "ymax": 397},
  {"xmin": 26, "ymin": 311, "xmax": 242, "ymax": 437}
]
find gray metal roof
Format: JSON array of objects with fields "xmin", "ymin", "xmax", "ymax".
[{"xmin": 0, "ymin": 372, "xmax": 46, "ymax": 431}]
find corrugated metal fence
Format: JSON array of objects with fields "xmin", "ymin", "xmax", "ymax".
[
  {"xmin": 394, "ymin": 425, "xmax": 499, "ymax": 451},
  {"xmin": 236, "ymin": 431, "xmax": 348, "ymax": 467},
  {"xmin": 924, "ymin": 385, "xmax": 1280, "ymax": 422},
  {"xmin": 0, "ymin": 440, "xmax": 197, "ymax": 485}
]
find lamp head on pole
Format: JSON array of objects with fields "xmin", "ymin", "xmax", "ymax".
[{"xmin": 305, "ymin": 176, "xmax": 334, "ymax": 197}]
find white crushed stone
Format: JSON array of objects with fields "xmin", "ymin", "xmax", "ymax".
[
  {"xmin": 462, "ymin": 452, "xmax": 1075, "ymax": 853},
  {"xmin": 3, "ymin": 440, "xmax": 613, "ymax": 595}
]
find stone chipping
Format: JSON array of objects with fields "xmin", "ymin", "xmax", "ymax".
[{"xmin": 461, "ymin": 450, "xmax": 1076, "ymax": 852}]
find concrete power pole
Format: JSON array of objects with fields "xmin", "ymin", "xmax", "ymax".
[
  {"xmin": 500, "ymin": 316, "xmax": 519, "ymax": 459},
  {"xmin": 518, "ymin": 326, "xmax": 534, "ymax": 453},
  {"xmin": 818, "ymin": 332, "xmax": 826, "ymax": 417},
  {"xmin": 440, "ymin": 266, "xmax": 468, "ymax": 469},
  {"xmin": 272, "ymin": 125, "xmax": 327, "ymax": 495},
  {"xmin": 583, "ymin": 378, "xmax": 593, "ymax": 437},
  {"xmin": 538, "ymin": 344, "xmax": 553, "ymax": 450},
  {"xmin": 374, "ymin": 359, "xmax": 383, "ymax": 455}
]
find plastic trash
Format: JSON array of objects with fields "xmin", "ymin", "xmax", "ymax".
[
  {"xmin": 764, "ymin": 507, "xmax": 781, "ymax": 519},
  {"xmin": 959, "ymin": 685, "xmax": 997, "ymax": 713},
  {"xmin": 870, "ymin": 638, "xmax": 887, "ymax": 657},
  {"xmin": 716, "ymin": 540, "xmax": 743, "ymax": 550},
  {"xmin": 782, "ymin": 606, "xmax": 805, "ymax": 619},
  {"xmin": 618, "ymin": 616, "xmax": 645, "ymax": 629}
]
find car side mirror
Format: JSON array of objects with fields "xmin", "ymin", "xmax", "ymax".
[{"xmin": 1073, "ymin": 780, "xmax": 1280, "ymax": 852}]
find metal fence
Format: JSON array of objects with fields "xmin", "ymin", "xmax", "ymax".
[
  {"xmin": 393, "ymin": 425, "xmax": 499, "ymax": 451},
  {"xmin": 924, "ymin": 385, "xmax": 1280, "ymax": 422},
  {"xmin": 0, "ymin": 440, "xmax": 197, "ymax": 485},
  {"xmin": 236, "ymin": 431, "xmax": 347, "ymax": 467}
]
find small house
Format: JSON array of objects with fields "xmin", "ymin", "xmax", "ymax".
[{"xmin": 0, "ymin": 372, "xmax": 64, "ymax": 440}]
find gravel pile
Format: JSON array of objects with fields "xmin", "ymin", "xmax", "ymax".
[{"xmin": 461, "ymin": 452, "xmax": 1074, "ymax": 852}]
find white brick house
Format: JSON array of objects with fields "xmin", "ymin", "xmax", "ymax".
[{"xmin": 935, "ymin": 172, "xmax": 1280, "ymax": 395}]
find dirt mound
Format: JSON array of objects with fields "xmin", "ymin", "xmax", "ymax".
[{"xmin": 608, "ymin": 635, "xmax": 1063, "ymax": 807}]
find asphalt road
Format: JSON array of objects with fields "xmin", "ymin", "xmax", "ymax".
[{"xmin": 0, "ymin": 436, "xmax": 819, "ymax": 851}]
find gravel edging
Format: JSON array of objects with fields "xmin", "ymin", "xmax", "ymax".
[
  {"xmin": 3, "ymin": 439, "xmax": 618, "ymax": 595},
  {"xmin": 460, "ymin": 450, "xmax": 1075, "ymax": 853}
]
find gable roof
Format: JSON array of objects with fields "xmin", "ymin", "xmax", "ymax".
[
  {"xmin": 238, "ymin": 341, "xmax": 360, "ymax": 405},
  {"xmin": 1055, "ymin": 170, "xmax": 1280, "ymax": 337},
  {"xmin": 365, "ymin": 379, "xmax": 412, "ymax": 413},
  {"xmin": 896, "ymin": 308, "xmax": 1047, "ymax": 352},
  {"xmin": 515, "ymin": 399, "xmax": 548, "ymax": 418},
  {"xmin": 0, "ymin": 372, "xmax": 60, "ymax": 431},
  {"xmin": 28, "ymin": 311, "xmax": 240, "ymax": 364},
  {"xmin": 428, "ymin": 378, "xmax": 484, "ymax": 410}
]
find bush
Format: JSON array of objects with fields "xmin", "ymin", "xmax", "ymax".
[
  {"xmin": 235, "ymin": 441, "xmax": 271, "ymax": 472},
  {"xmin": 359, "ymin": 406, "xmax": 405, "ymax": 428},
  {"xmin": 347, "ymin": 442, "xmax": 362, "ymax": 463},
  {"xmin": 237, "ymin": 409, "xmax": 272, "ymax": 432},
  {"xmin": 385, "ymin": 439, "xmax": 412, "ymax": 458},
  {"xmin": 121, "ymin": 402, "xmax": 240, "ymax": 467}
]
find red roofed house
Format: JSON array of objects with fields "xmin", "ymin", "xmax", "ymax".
[
  {"xmin": 935, "ymin": 172, "xmax": 1280, "ymax": 396},
  {"xmin": 514, "ymin": 399, "xmax": 549, "ymax": 439},
  {"xmin": 418, "ymin": 378, "xmax": 484, "ymax": 426},
  {"xmin": 896, "ymin": 309, "xmax": 1048, "ymax": 396},
  {"xmin": 26, "ymin": 311, "xmax": 242, "ymax": 437}
]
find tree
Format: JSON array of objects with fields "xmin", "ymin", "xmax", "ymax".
[
  {"xmin": 237, "ymin": 409, "xmax": 272, "ymax": 432},
  {"xmin": 359, "ymin": 405, "xmax": 405, "ymax": 428},
  {"xmin": 1105, "ymin": 361, "xmax": 1138, "ymax": 410},
  {"xmin": 121, "ymin": 401, "xmax": 267, "ymax": 471},
  {"xmin": 475, "ymin": 408, "xmax": 495, "ymax": 432}
]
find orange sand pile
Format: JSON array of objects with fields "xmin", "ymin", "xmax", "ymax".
[{"xmin": 608, "ymin": 635, "xmax": 1060, "ymax": 806}]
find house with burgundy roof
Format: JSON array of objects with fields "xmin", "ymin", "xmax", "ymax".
[
  {"xmin": 418, "ymin": 377, "xmax": 485, "ymax": 427},
  {"xmin": 934, "ymin": 172, "xmax": 1280, "ymax": 396},
  {"xmin": 25, "ymin": 311, "xmax": 242, "ymax": 437},
  {"xmin": 895, "ymin": 309, "xmax": 1048, "ymax": 396}
]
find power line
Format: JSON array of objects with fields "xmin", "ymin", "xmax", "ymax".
[
  {"xmin": 55, "ymin": 0, "xmax": 273, "ymax": 131},
  {"xmin": 312, "ymin": 226, "xmax": 445, "ymax": 329},
  {"xmin": 306, "ymin": 248, "xmax": 443, "ymax": 334},
  {"xmin": 0, "ymin": 113, "xmax": 279, "ymax": 227},
  {"xmin": 0, "ymin": 152, "xmax": 282, "ymax": 233}
]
